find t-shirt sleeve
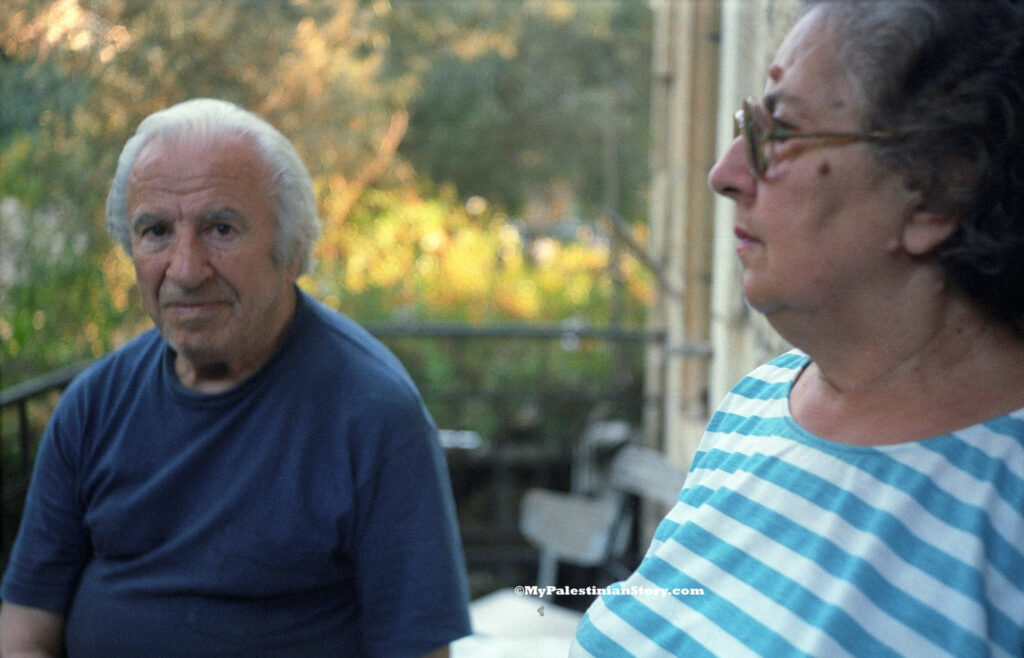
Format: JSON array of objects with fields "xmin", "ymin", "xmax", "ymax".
[
  {"xmin": 350, "ymin": 395, "xmax": 472, "ymax": 656},
  {"xmin": 2, "ymin": 389, "xmax": 91, "ymax": 611}
]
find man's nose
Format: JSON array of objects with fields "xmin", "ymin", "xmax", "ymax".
[{"xmin": 166, "ymin": 228, "xmax": 212, "ymax": 288}]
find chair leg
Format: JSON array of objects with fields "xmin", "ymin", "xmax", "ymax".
[{"xmin": 537, "ymin": 547, "xmax": 559, "ymax": 591}]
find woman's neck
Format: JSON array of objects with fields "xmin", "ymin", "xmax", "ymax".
[{"xmin": 786, "ymin": 292, "xmax": 1024, "ymax": 445}]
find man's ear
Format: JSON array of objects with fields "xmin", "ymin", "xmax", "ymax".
[{"xmin": 902, "ymin": 207, "xmax": 958, "ymax": 256}]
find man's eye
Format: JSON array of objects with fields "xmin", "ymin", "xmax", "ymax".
[
  {"xmin": 144, "ymin": 224, "xmax": 170, "ymax": 238},
  {"xmin": 212, "ymin": 223, "xmax": 234, "ymax": 236}
]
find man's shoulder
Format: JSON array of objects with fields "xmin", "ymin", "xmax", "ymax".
[
  {"xmin": 296, "ymin": 293, "xmax": 417, "ymax": 393},
  {"xmin": 38, "ymin": 328, "xmax": 165, "ymax": 448},
  {"xmin": 287, "ymin": 294, "xmax": 437, "ymax": 445},
  {"xmin": 66, "ymin": 328, "xmax": 164, "ymax": 398},
  {"xmin": 302, "ymin": 295, "xmax": 382, "ymax": 351}
]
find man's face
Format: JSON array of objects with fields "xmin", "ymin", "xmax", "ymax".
[{"xmin": 126, "ymin": 132, "xmax": 300, "ymax": 390}]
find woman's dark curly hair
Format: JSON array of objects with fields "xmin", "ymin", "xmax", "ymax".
[{"xmin": 806, "ymin": 0, "xmax": 1024, "ymax": 332}]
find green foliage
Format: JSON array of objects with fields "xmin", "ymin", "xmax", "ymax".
[
  {"xmin": 0, "ymin": 126, "xmax": 146, "ymax": 384},
  {"xmin": 312, "ymin": 185, "xmax": 650, "ymax": 443},
  {"xmin": 384, "ymin": 332, "xmax": 646, "ymax": 448},
  {"xmin": 0, "ymin": 58, "xmax": 88, "ymax": 142},
  {"xmin": 314, "ymin": 187, "xmax": 651, "ymax": 326},
  {"xmin": 0, "ymin": 1, "xmax": 656, "ymax": 599},
  {"xmin": 396, "ymin": 0, "xmax": 651, "ymax": 220},
  {"xmin": 0, "ymin": 0, "xmax": 654, "ymax": 432}
]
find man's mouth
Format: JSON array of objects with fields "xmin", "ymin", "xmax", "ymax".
[{"xmin": 163, "ymin": 300, "xmax": 229, "ymax": 318}]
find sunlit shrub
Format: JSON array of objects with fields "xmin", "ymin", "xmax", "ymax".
[{"xmin": 312, "ymin": 187, "xmax": 651, "ymax": 326}]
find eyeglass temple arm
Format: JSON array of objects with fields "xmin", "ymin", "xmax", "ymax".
[{"xmin": 765, "ymin": 128, "xmax": 899, "ymax": 141}]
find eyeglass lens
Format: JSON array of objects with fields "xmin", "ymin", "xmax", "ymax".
[{"xmin": 733, "ymin": 101, "xmax": 767, "ymax": 177}]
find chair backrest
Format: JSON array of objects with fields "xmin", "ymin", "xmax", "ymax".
[
  {"xmin": 608, "ymin": 445, "xmax": 688, "ymax": 508},
  {"xmin": 571, "ymin": 420, "xmax": 635, "ymax": 495},
  {"xmin": 518, "ymin": 443, "xmax": 688, "ymax": 589},
  {"xmin": 519, "ymin": 489, "xmax": 623, "ymax": 565}
]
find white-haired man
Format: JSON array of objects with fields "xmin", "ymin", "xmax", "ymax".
[{"xmin": 0, "ymin": 99, "xmax": 471, "ymax": 657}]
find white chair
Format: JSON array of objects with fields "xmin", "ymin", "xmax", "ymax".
[{"xmin": 519, "ymin": 444, "xmax": 687, "ymax": 589}]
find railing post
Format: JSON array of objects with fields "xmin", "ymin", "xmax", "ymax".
[{"xmin": 18, "ymin": 400, "xmax": 31, "ymax": 481}]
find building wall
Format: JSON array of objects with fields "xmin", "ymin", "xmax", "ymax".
[{"xmin": 646, "ymin": 0, "xmax": 802, "ymax": 467}]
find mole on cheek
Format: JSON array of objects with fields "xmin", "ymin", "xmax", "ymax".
[{"xmin": 818, "ymin": 161, "xmax": 831, "ymax": 176}]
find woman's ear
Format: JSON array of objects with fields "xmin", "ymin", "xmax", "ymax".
[
  {"xmin": 899, "ymin": 159, "xmax": 972, "ymax": 256},
  {"xmin": 902, "ymin": 207, "xmax": 958, "ymax": 256}
]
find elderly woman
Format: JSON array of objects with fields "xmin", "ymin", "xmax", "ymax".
[{"xmin": 572, "ymin": 0, "xmax": 1024, "ymax": 656}]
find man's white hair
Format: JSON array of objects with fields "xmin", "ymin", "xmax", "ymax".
[{"xmin": 106, "ymin": 98, "xmax": 320, "ymax": 274}]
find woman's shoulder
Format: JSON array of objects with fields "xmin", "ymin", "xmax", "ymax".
[{"xmin": 729, "ymin": 349, "xmax": 809, "ymax": 397}]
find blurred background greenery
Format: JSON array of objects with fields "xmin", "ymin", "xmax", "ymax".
[
  {"xmin": 1, "ymin": 0, "xmax": 653, "ymax": 382},
  {"xmin": 1, "ymin": 0, "xmax": 659, "ymax": 591}
]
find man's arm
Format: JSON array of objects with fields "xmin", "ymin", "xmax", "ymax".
[
  {"xmin": 421, "ymin": 647, "xmax": 450, "ymax": 658},
  {"xmin": 352, "ymin": 401, "xmax": 472, "ymax": 655},
  {"xmin": 0, "ymin": 602, "xmax": 65, "ymax": 657}
]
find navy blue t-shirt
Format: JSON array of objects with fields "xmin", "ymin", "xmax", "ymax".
[{"xmin": 1, "ymin": 290, "xmax": 471, "ymax": 656}]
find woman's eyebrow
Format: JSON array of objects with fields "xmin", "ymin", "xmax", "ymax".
[
  {"xmin": 763, "ymin": 91, "xmax": 803, "ymax": 114},
  {"xmin": 766, "ymin": 90, "xmax": 849, "ymax": 115}
]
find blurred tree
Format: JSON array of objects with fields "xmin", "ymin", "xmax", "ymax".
[
  {"xmin": 1, "ymin": 3, "xmax": 655, "ymax": 579},
  {"xmin": 0, "ymin": 0, "xmax": 413, "ymax": 382},
  {"xmin": 0, "ymin": 0, "xmax": 653, "ymax": 387},
  {"xmin": 314, "ymin": 186, "xmax": 651, "ymax": 325},
  {"xmin": 392, "ymin": 0, "xmax": 651, "ymax": 221}
]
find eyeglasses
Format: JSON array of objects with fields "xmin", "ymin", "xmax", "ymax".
[{"xmin": 733, "ymin": 97, "xmax": 902, "ymax": 178}]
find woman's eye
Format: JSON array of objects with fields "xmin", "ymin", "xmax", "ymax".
[{"xmin": 767, "ymin": 118, "xmax": 795, "ymax": 141}]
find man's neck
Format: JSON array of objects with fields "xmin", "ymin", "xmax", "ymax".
[{"xmin": 174, "ymin": 288, "xmax": 298, "ymax": 394}]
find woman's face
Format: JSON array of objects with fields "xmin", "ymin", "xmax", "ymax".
[{"xmin": 708, "ymin": 7, "xmax": 918, "ymax": 328}]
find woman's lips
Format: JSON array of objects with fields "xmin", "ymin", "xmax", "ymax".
[{"xmin": 734, "ymin": 226, "xmax": 758, "ymax": 253}]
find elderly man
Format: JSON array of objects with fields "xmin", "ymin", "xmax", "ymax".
[{"xmin": 0, "ymin": 99, "xmax": 471, "ymax": 656}]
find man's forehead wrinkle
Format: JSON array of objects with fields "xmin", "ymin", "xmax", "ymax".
[
  {"xmin": 130, "ymin": 167, "xmax": 251, "ymax": 184},
  {"xmin": 127, "ymin": 169, "xmax": 259, "ymax": 205},
  {"xmin": 129, "ymin": 132, "xmax": 265, "ymax": 184}
]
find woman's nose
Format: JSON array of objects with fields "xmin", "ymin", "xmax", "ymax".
[{"xmin": 708, "ymin": 136, "xmax": 755, "ymax": 200}]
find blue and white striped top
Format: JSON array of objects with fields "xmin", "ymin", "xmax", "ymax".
[{"xmin": 572, "ymin": 351, "xmax": 1024, "ymax": 657}]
